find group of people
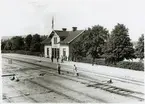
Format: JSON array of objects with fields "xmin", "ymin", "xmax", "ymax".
[
  {"xmin": 51, "ymin": 55, "xmax": 64, "ymax": 63},
  {"xmin": 57, "ymin": 64, "xmax": 79, "ymax": 76},
  {"xmin": 50, "ymin": 55, "xmax": 79, "ymax": 76}
]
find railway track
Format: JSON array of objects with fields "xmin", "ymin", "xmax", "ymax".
[
  {"xmin": 3, "ymin": 84, "xmax": 38, "ymax": 103},
  {"xmin": 11, "ymin": 54, "xmax": 144, "ymax": 85},
  {"xmin": 78, "ymin": 67, "xmax": 143, "ymax": 86},
  {"xmin": 27, "ymin": 80, "xmax": 83, "ymax": 103},
  {"xmin": 61, "ymin": 64, "xmax": 144, "ymax": 86},
  {"xmin": 28, "ymin": 79, "xmax": 105, "ymax": 103},
  {"xmin": 33, "ymin": 67, "xmax": 145, "ymax": 101},
  {"xmin": 3, "ymin": 55, "xmax": 144, "ymax": 86},
  {"xmin": 2, "ymin": 56, "xmax": 144, "ymax": 101},
  {"xmin": 3, "ymin": 60, "xmax": 106, "ymax": 103}
]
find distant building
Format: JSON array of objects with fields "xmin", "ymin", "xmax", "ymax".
[{"xmin": 42, "ymin": 27, "xmax": 85, "ymax": 61}]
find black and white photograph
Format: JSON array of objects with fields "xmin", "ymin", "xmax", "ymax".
[{"xmin": 0, "ymin": 0, "xmax": 144, "ymax": 103}]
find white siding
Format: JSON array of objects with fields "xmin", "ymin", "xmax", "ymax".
[
  {"xmin": 44, "ymin": 32, "xmax": 61, "ymax": 58},
  {"xmin": 51, "ymin": 32, "xmax": 60, "ymax": 48},
  {"xmin": 60, "ymin": 45, "xmax": 69, "ymax": 60},
  {"xmin": 44, "ymin": 32, "xmax": 69, "ymax": 60}
]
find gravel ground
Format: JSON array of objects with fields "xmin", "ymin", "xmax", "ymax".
[
  {"xmin": 2, "ymin": 53, "xmax": 144, "ymax": 93},
  {"xmin": 2, "ymin": 57, "xmax": 144, "ymax": 103},
  {"xmin": 3, "ymin": 53, "xmax": 144, "ymax": 81}
]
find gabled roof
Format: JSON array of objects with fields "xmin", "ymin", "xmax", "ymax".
[
  {"xmin": 54, "ymin": 30, "xmax": 69, "ymax": 41},
  {"xmin": 60, "ymin": 30, "xmax": 84, "ymax": 44},
  {"xmin": 55, "ymin": 30, "xmax": 69, "ymax": 37},
  {"xmin": 41, "ymin": 38, "xmax": 51, "ymax": 44},
  {"xmin": 42, "ymin": 29, "xmax": 84, "ymax": 44}
]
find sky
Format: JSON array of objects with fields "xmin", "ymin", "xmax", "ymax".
[{"xmin": 0, "ymin": 0, "xmax": 145, "ymax": 41}]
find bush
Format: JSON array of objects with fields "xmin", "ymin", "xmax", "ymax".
[
  {"xmin": 116, "ymin": 61, "xmax": 144, "ymax": 71},
  {"xmin": 77, "ymin": 57, "xmax": 144, "ymax": 71},
  {"xmin": 95, "ymin": 59, "xmax": 106, "ymax": 65},
  {"xmin": 77, "ymin": 57, "xmax": 105, "ymax": 65},
  {"xmin": 30, "ymin": 43, "xmax": 41, "ymax": 52},
  {"xmin": 27, "ymin": 51, "xmax": 41, "ymax": 56},
  {"xmin": 1, "ymin": 50, "xmax": 41, "ymax": 56}
]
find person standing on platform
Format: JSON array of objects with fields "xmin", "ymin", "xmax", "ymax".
[
  {"xmin": 61, "ymin": 55, "xmax": 63, "ymax": 63},
  {"xmin": 57, "ymin": 63, "xmax": 61, "ymax": 74},
  {"xmin": 51, "ymin": 55, "xmax": 53, "ymax": 62},
  {"xmin": 57, "ymin": 56, "xmax": 59, "ymax": 62},
  {"xmin": 73, "ymin": 64, "xmax": 79, "ymax": 76}
]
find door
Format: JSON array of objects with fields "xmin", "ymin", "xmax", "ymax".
[
  {"xmin": 52, "ymin": 48, "xmax": 54, "ymax": 58},
  {"xmin": 56, "ymin": 48, "xmax": 59, "ymax": 58},
  {"xmin": 47, "ymin": 48, "xmax": 49, "ymax": 58}
]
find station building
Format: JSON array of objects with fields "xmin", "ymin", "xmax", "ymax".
[{"xmin": 42, "ymin": 27, "xmax": 85, "ymax": 60}]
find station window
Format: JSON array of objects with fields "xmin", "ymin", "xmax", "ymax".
[{"xmin": 54, "ymin": 37, "xmax": 57, "ymax": 44}]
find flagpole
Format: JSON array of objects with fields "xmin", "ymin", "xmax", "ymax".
[{"xmin": 52, "ymin": 16, "xmax": 54, "ymax": 31}]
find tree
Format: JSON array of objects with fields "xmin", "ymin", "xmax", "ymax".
[
  {"xmin": 30, "ymin": 43, "xmax": 41, "ymax": 52},
  {"xmin": 83, "ymin": 25, "xmax": 109, "ymax": 63},
  {"xmin": 11, "ymin": 36, "xmax": 24, "ymax": 50},
  {"xmin": 40, "ymin": 35, "xmax": 47, "ymax": 42},
  {"xmin": 31, "ymin": 34, "xmax": 40, "ymax": 44},
  {"xmin": 30, "ymin": 34, "xmax": 41, "ymax": 52},
  {"xmin": 104, "ymin": 23, "xmax": 135, "ymax": 64},
  {"xmin": 103, "ymin": 36, "xmax": 117, "ymax": 64},
  {"xmin": 72, "ymin": 41, "xmax": 86, "ymax": 61},
  {"xmin": 25, "ymin": 34, "xmax": 32, "ymax": 50},
  {"xmin": 40, "ymin": 35, "xmax": 47, "ymax": 53},
  {"xmin": 135, "ymin": 34, "xmax": 144, "ymax": 60},
  {"xmin": 4, "ymin": 40, "xmax": 12, "ymax": 50},
  {"xmin": 1, "ymin": 40, "xmax": 7, "ymax": 50}
]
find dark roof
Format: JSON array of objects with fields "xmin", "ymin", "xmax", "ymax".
[
  {"xmin": 60, "ymin": 30, "xmax": 84, "ymax": 44},
  {"xmin": 41, "ymin": 38, "xmax": 51, "ymax": 44},
  {"xmin": 55, "ymin": 30, "xmax": 69, "ymax": 37},
  {"xmin": 55, "ymin": 30, "xmax": 69, "ymax": 41},
  {"xmin": 42, "ymin": 30, "xmax": 84, "ymax": 44}
]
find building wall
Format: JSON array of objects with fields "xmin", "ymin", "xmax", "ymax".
[
  {"xmin": 51, "ymin": 32, "xmax": 60, "ymax": 48},
  {"xmin": 45, "ymin": 44, "xmax": 69, "ymax": 59},
  {"xmin": 44, "ymin": 30, "xmax": 84, "ymax": 60},
  {"xmin": 60, "ymin": 44, "xmax": 69, "ymax": 60},
  {"xmin": 44, "ymin": 45, "xmax": 51, "ymax": 57},
  {"xmin": 44, "ymin": 32, "xmax": 70, "ymax": 59},
  {"xmin": 44, "ymin": 32, "xmax": 60, "ymax": 58}
]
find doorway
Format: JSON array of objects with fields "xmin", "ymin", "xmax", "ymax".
[{"xmin": 52, "ymin": 48, "xmax": 59, "ymax": 58}]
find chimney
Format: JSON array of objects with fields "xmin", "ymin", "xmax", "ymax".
[
  {"xmin": 62, "ymin": 28, "xmax": 67, "ymax": 31},
  {"xmin": 72, "ymin": 27, "xmax": 77, "ymax": 31}
]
